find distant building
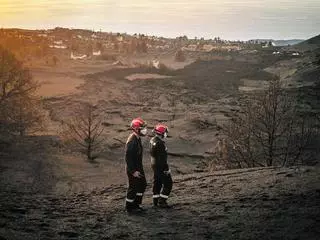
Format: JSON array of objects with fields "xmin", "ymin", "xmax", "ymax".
[
  {"xmin": 54, "ymin": 40, "xmax": 63, "ymax": 45},
  {"xmin": 50, "ymin": 40, "xmax": 67, "ymax": 49},
  {"xmin": 50, "ymin": 45, "xmax": 67, "ymax": 49},
  {"xmin": 262, "ymin": 41, "xmax": 273, "ymax": 48},
  {"xmin": 152, "ymin": 59, "xmax": 160, "ymax": 69},
  {"xmin": 70, "ymin": 52, "xmax": 87, "ymax": 60},
  {"xmin": 116, "ymin": 36, "xmax": 124, "ymax": 42},
  {"xmin": 202, "ymin": 44, "xmax": 214, "ymax": 52},
  {"xmin": 92, "ymin": 50, "xmax": 101, "ymax": 56},
  {"xmin": 182, "ymin": 44, "xmax": 197, "ymax": 51},
  {"xmin": 37, "ymin": 33, "xmax": 48, "ymax": 37}
]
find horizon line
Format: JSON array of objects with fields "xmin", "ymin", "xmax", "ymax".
[{"xmin": 1, "ymin": 26, "xmax": 316, "ymax": 42}]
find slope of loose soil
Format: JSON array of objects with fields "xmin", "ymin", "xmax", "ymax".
[
  {"xmin": 1, "ymin": 154, "xmax": 319, "ymax": 239},
  {"xmin": 1, "ymin": 137, "xmax": 319, "ymax": 240},
  {"xmin": 42, "ymin": 57, "xmax": 277, "ymax": 170}
]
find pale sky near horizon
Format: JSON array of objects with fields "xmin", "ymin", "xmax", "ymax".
[{"xmin": 0, "ymin": 0, "xmax": 319, "ymax": 40}]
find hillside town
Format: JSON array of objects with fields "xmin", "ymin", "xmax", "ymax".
[{"xmin": 0, "ymin": 27, "xmax": 303, "ymax": 65}]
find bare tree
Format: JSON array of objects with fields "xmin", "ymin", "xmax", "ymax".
[
  {"xmin": 0, "ymin": 45, "xmax": 43, "ymax": 136},
  {"xmin": 52, "ymin": 56, "xmax": 59, "ymax": 66},
  {"xmin": 70, "ymin": 40, "xmax": 79, "ymax": 52},
  {"xmin": 283, "ymin": 113, "xmax": 320, "ymax": 166},
  {"xmin": 222, "ymin": 102, "xmax": 261, "ymax": 168},
  {"xmin": 251, "ymin": 79, "xmax": 296, "ymax": 166},
  {"xmin": 86, "ymin": 43, "xmax": 93, "ymax": 57},
  {"xmin": 2, "ymin": 95, "xmax": 44, "ymax": 136},
  {"xmin": 61, "ymin": 103, "xmax": 105, "ymax": 161},
  {"xmin": 0, "ymin": 46, "xmax": 38, "ymax": 103},
  {"xmin": 174, "ymin": 49, "xmax": 186, "ymax": 62},
  {"xmin": 220, "ymin": 78, "xmax": 318, "ymax": 168},
  {"xmin": 96, "ymin": 42, "xmax": 103, "ymax": 52}
]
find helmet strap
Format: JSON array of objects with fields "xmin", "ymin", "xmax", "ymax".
[{"xmin": 155, "ymin": 133, "xmax": 164, "ymax": 139}]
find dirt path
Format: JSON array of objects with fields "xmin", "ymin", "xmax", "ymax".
[{"xmin": 1, "ymin": 166, "xmax": 319, "ymax": 240}]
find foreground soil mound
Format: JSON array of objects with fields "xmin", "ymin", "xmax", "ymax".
[{"xmin": 1, "ymin": 165, "xmax": 319, "ymax": 240}]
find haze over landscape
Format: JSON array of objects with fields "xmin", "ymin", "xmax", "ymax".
[{"xmin": 1, "ymin": 0, "xmax": 320, "ymax": 40}]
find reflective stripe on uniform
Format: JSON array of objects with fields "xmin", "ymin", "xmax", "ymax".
[
  {"xmin": 160, "ymin": 194, "xmax": 169, "ymax": 199},
  {"xmin": 153, "ymin": 194, "xmax": 160, "ymax": 198},
  {"xmin": 126, "ymin": 198, "xmax": 134, "ymax": 203},
  {"xmin": 136, "ymin": 193, "xmax": 143, "ymax": 196}
]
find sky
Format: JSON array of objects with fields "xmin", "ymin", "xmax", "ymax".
[{"xmin": 0, "ymin": 0, "xmax": 319, "ymax": 40}]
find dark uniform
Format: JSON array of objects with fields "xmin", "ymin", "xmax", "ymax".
[
  {"xmin": 125, "ymin": 133, "xmax": 147, "ymax": 210},
  {"xmin": 150, "ymin": 136, "xmax": 173, "ymax": 206}
]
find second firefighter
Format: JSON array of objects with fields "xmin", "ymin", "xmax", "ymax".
[{"xmin": 150, "ymin": 124, "xmax": 173, "ymax": 208}]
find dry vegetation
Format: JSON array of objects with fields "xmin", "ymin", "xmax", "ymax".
[
  {"xmin": 0, "ymin": 46, "xmax": 44, "ymax": 139},
  {"xmin": 0, "ymin": 30, "xmax": 320, "ymax": 240},
  {"xmin": 219, "ymin": 78, "xmax": 320, "ymax": 168},
  {"xmin": 60, "ymin": 103, "xmax": 106, "ymax": 161}
]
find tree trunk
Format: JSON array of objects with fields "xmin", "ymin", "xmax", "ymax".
[{"xmin": 87, "ymin": 141, "xmax": 92, "ymax": 161}]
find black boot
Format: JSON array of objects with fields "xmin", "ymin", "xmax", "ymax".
[
  {"xmin": 125, "ymin": 201, "xmax": 135, "ymax": 212},
  {"xmin": 135, "ymin": 195, "xmax": 143, "ymax": 206},
  {"xmin": 153, "ymin": 198, "xmax": 159, "ymax": 207},
  {"xmin": 158, "ymin": 197, "xmax": 171, "ymax": 208},
  {"xmin": 126, "ymin": 202, "xmax": 145, "ymax": 214},
  {"xmin": 133, "ymin": 196, "xmax": 146, "ymax": 212}
]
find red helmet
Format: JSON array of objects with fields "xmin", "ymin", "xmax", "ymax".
[
  {"xmin": 130, "ymin": 118, "xmax": 147, "ymax": 131},
  {"xmin": 153, "ymin": 123, "xmax": 168, "ymax": 136}
]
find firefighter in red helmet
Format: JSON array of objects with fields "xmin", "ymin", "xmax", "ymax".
[
  {"xmin": 124, "ymin": 118, "xmax": 148, "ymax": 213},
  {"xmin": 150, "ymin": 123, "xmax": 173, "ymax": 208}
]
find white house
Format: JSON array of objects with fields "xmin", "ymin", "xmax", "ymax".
[
  {"xmin": 202, "ymin": 44, "xmax": 214, "ymax": 52},
  {"xmin": 70, "ymin": 52, "xmax": 87, "ymax": 60},
  {"xmin": 92, "ymin": 50, "xmax": 101, "ymax": 56},
  {"xmin": 152, "ymin": 59, "xmax": 160, "ymax": 69},
  {"xmin": 50, "ymin": 45, "xmax": 67, "ymax": 49},
  {"xmin": 182, "ymin": 44, "xmax": 197, "ymax": 51},
  {"xmin": 116, "ymin": 36, "xmax": 124, "ymax": 42},
  {"xmin": 50, "ymin": 40, "xmax": 67, "ymax": 49},
  {"xmin": 37, "ymin": 33, "xmax": 48, "ymax": 37},
  {"xmin": 54, "ymin": 40, "xmax": 63, "ymax": 45}
]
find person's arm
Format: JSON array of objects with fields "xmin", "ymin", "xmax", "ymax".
[
  {"xmin": 154, "ymin": 141, "xmax": 169, "ymax": 171},
  {"xmin": 125, "ymin": 139, "xmax": 138, "ymax": 175}
]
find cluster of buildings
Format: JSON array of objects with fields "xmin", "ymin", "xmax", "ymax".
[{"xmin": 0, "ymin": 28, "xmax": 302, "ymax": 61}]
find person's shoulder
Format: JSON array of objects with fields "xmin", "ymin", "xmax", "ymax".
[
  {"xmin": 150, "ymin": 136, "xmax": 158, "ymax": 145},
  {"xmin": 126, "ymin": 133, "xmax": 138, "ymax": 144},
  {"xmin": 150, "ymin": 136, "xmax": 162, "ymax": 146}
]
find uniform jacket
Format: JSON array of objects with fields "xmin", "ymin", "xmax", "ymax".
[
  {"xmin": 150, "ymin": 136, "xmax": 169, "ymax": 172},
  {"xmin": 125, "ymin": 133, "xmax": 144, "ymax": 174}
]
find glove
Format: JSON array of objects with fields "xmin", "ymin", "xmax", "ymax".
[
  {"xmin": 132, "ymin": 171, "xmax": 142, "ymax": 178},
  {"xmin": 163, "ymin": 169, "xmax": 171, "ymax": 175}
]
